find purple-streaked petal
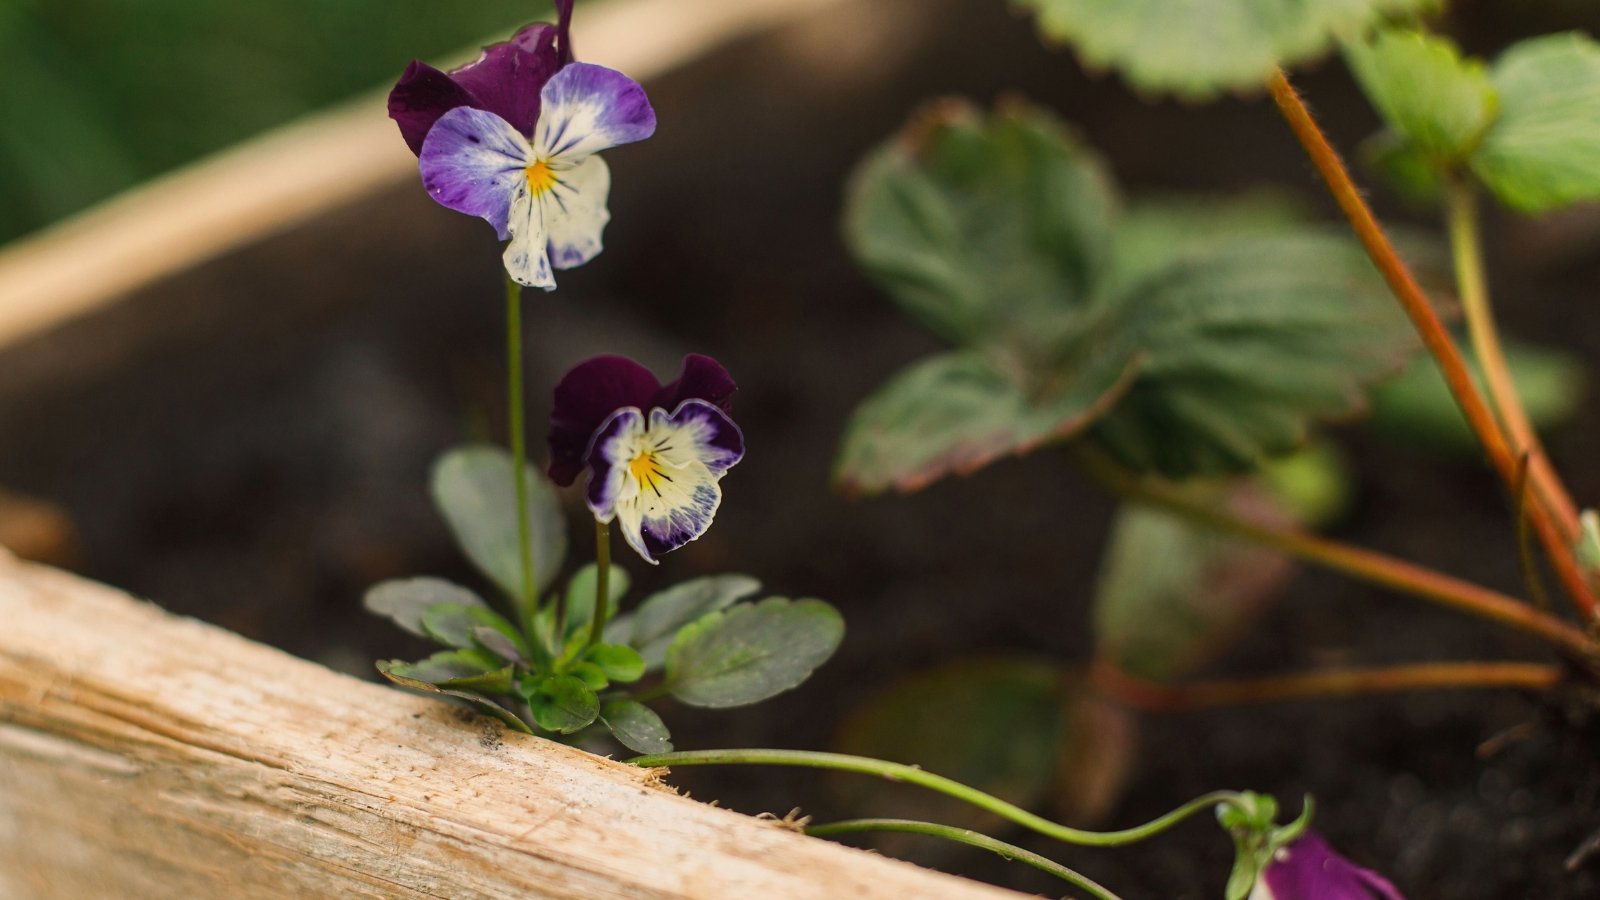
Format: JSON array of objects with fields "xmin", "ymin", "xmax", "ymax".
[
  {"xmin": 388, "ymin": 61, "xmax": 477, "ymax": 155},
  {"xmin": 450, "ymin": 22, "xmax": 563, "ymax": 139},
  {"xmin": 548, "ymin": 356, "xmax": 661, "ymax": 486},
  {"xmin": 1254, "ymin": 832, "xmax": 1405, "ymax": 900},
  {"xmin": 419, "ymin": 107, "xmax": 531, "ymax": 239},
  {"xmin": 534, "ymin": 63, "xmax": 657, "ymax": 162},
  {"xmin": 615, "ymin": 459, "xmax": 723, "ymax": 564},
  {"xmin": 652, "ymin": 400, "xmax": 744, "ymax": 476},
  {"xmin": 585, "ymin": 407, "xmax": 646, "ymax": 521},
  {"xmin": 543, "ymin": 155, "xmax": 611, "ymax": 270},
  {"xmin": 503, "ymin": 183, "xmax": 553, "ymax": 289},
  {"xmin": 653, "ymin": 354, "xmax": 737, "ymax": 414}
]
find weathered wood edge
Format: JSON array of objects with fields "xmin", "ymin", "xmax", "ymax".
[
  {"xmin": 0, "ymin": 0, "xmax": 847, "ymax": 351},
  {"xmin": 0, "ymin": 549, "xmax": 1022, "ymax": 898}
]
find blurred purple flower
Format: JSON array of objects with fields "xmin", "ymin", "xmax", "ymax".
[
  {"xmin": 1252, "ymin": 832, "xmax": 1405, "ymax": 900},
  {"xmin": 388, "ymin": 2, "xmax": 657, "ymax": 289},
  {"xmin": 549, "ymin": 355, "xmax": 742, "ymax": 563}
]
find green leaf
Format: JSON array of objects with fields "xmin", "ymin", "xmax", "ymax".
[
  {"xmin": 834, "ymin": 659, "xmax": 1068, "ymax": 830},
  {"xmin": 526, "ymin": 675, "xmax": 600, "ymax": 734},
  {"xmin": 599, "ymin": 699, "xmax": 673, "ymax": 755},
  {"xmin": 431, "ymin": 445, "xmax": 567, "ymax": 602},
  {"xmin": 1367, "ymin": 337, "xmax": 1585, "ymax": 454},
  {"xmin": 666, "ymin": 598, "xmax": 845, "ymax": 708},
  {"xmin": 561, "ymin": 562, "xmax": 631, "ymax": 637},
  {"xmin": 420, "ymin": 603, "xmax": 521, "ymax": 651},
  {"xmin": 1103, "ymin": 195, "xmax": 1309, "ymax": 299},
  {"xmin": 608, "ymin": 574, "xmax": 761, "ymax": 669},
  {"xmin": 363, "ymin": 577, "xmax": 485, "ymax": 638},
  {"xmin": 375, "ymin": 660, "xmax": 532, "ymax": 734},
  {"xmin": 835, "ymin": 345, "xmax": 1139, "ymax": 495},
  {"xmin": 384, "ymin": 648, "xmax": 500, "ymax": 684},
  {"xmin": 1018, "ymin": 0, "xmax": 1438, "ymax": 100},
  {"xmin": 1088, "ymin": 229, "xmax": 1414, "ymax": 477},
  {"xmin": 1344, "ymin": 30, "xmax": 1497, "ymax": 163},
  {"xmin": 842, "ymin": 99, "xmax": 1115, "ymax": 353},
  {"xmin": 1092, "ymin": 486, "xmax": 1298, "ymax": 681},
  {"xmin": 568, "ymin": 661, "xmax": 610, "ymax": 691},
  {"xmin": 470, "ymin": 625, "xmax": 527, "ymax": 665},
  {"xmin": 1361, "ymin": 130, "xmax": 1447, "ymax": 205},
  {"xmin": 1472, "ymin": 33, "xmax": 1600, "ymax": 212},
  {"xmin": 585, "ymin": 643, "xmax": 646, "ymax": 684}
]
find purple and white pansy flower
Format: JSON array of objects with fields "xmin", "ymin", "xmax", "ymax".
[
  {"xmin": 387, "ymin": 2, "xmax": 656, "ymax": 290},
  {"xmin": 1251, "ymin": 832, "xmax": 1405, "ymax": 900},
  {"xmin": 549, "ymin": 355, "xmax": 744, "ymax": 564}
]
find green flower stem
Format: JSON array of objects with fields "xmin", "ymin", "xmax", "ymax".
[
  {"xmin": 589, "ymin": 519, "xmax": 611, "ymax": 649},
  {"xmin": 1077, "ymin": 446, "xmax": 1597, "ymax": 665},
  {"xmin": 806, "ymin": 818, "xmax": 1121, "ymax": 900},
  {"xmin": 1445, "ymin": 177, "xmax": 1582, "ymax": 539},
  {"xmin": 506, "ymin": 275, "xmax": 537, "ymax": 621},
  {"xmin": 628, "ymin": 748, "xmax": 1240, "ymax": 848},
  {"xmin": 1265, "ymin": 69, "xmax": 1597, "ymax": 621}
]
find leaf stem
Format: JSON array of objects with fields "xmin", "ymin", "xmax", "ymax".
[
  {"xmin": 1093, "ymin": 659, "xmax": 1564, "ymax": 714},
  {"xmin": 589, "ymin": 519, "xmax": 611, "ymax": 649},
  {"xmin": 505, "ymin": 275, "xmax": 537, "ymax": 619},
  {"xmin": 1078, "ymin": 448, "xmax": 1596, "ymax": 664},
  {"xmin": 1265, "ymin": 70, "xmax": 1595, "ymax": 620},
  {"xmin": 806, "ymin": 818, "xmax": 1121, "ymax": 900},
  {"xmin": 628, "ymin": 748, "xmax": 1241, "ymax": 848}
]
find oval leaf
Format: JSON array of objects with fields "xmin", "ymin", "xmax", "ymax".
[
  {"xmin": 586, "ymin": 643, "xmax": 646, "ymax": 684},
  {"xmin": 609, "ymin": 574, "xmax": 761, "ymax": 669},
  {"xmin": 431, "ymin": 445, "xmax": 567, "ymax": 602},
  {"xmin": 600, "ymin": 699, "xmax": 674, "ymax": 755},
  {"xmin": 666, "ymin": 598, "xmax": 844, "ymax": 708},
  {"xmin": 363, "ymin": 577, "xmax": 484, "ymax": 638},
  {"xmin": 1472, "ymin": 33, "xmax": 1600, "ymax": 213},
  {"xmin": 528, "ymin": 674, "xmax": 600, "ymax": 734}
]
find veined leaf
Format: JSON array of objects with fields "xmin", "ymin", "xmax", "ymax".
[
  {"xmin": 375, "ymin": 660, "xmax": 531, "ymax": 734},
  {"xmin": 431, "ymin": 445, "xmax": 567, "ymax": 603},
  {"xmin": 600, "ymin": 700, "xmax": 673, "ymax": 755},
  {"xmin": 1344, "ymin": 29, "xmax": 1497, "ymax": 163},
  {"xmin": 1471, "ymin": 32, "xmax": 1600, "ymax": 212},
  {"xmin": 363, "ymin": 577, "xmax": 485, "ymax": 638},
  {"xmin": 607, "ymin": 574, "xmax": 761, "ymax": 669},
  {"xmin": 666, "ymin": 598, "xmax": 844, "ymax": 708}
]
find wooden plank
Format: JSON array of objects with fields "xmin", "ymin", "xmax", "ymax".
[
  {"xmin": 0, "ymin": 0, "xmax": 846, "ymax": 351},
  {"xmin": 0, "ymin": 550, "xmax": 1020, "ymax": 899}
]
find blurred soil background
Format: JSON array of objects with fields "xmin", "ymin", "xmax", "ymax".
[{"xmin": 2, "ymin": 0, "xmax": 1600, "ymax": 896}]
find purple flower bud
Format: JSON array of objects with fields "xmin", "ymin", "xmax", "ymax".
[{"xmin": 1253, "ymin": 832, "xmax": 1405, "ymax": 900}]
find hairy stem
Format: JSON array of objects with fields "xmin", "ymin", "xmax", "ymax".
[
  {"xmin": 1079, "ymin": 449, "xmax": 1595, "ymax": 664},
  {"xmin": 807, "ymin": 818, "xmax": 1121, "ymax": 900},
  {"xmin": 1265, "ymin": 70, "xmax": 1594, "ymax": 620},
  {"xmin": 629, "ymin": 748, "xmax": 1241, "ymax": 848},
  {"xmin": 506, "ymin": 275, "xmax": 537, "ymax": 619},
  {"xmin": 1094, "ymin": 659, "xmax": 1564, "ymax": 714}
]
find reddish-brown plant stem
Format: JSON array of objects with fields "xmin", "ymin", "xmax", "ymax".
[
  {"xmin": 1265, "ymin": 70, "xmax": 1596, "ymax": 621},
  {"xmin": 1093, "ymin": 659, "xmax": 1564, "ymax": 713}
]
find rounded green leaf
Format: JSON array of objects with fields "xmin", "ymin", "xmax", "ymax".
[
  {"xmin": 666, "ymin": 598, "xmax": 844, "ymax": 708},
  {"xmin": 561, "ymin": 562, "xmax": 630, "ymax": 637},
  {"xmin": 431, "ymin": 445, "xmax": 567, "ymax": 602},
  {"xmin": 363, "ymin": 577, "xmax": 484, "ymax": 638},
  {"xmin": 1019, "ymin": 0, "xmax": 1440, "ymax": 100},
  {"xmin": 568, "ymin": 661, "xmax": 610, "ymax": 691},
  {"xmin": 1472, "ymin": 33, "xmax": 1600, "ymax": 212},
  {"xmin": 527, "ymin": 675, "xmax": 600, "ymax": 734},
  {"xmin": 600, "ymin": 699, "xmax": 673, "ymax": 755},
  {"xmin": 1345, "ymin": 30, "xmax": 1497, "ymax": 163},
  {"xmin": 609, "ymin": 574, "xmax": 761, "ymax": 669},
  {"xmin": 585, "ymin": 643, "xmax": 646, "ymax": 684}
]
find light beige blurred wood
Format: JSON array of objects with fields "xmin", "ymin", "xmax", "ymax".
[
  {"xmin": 0, "ymin": 0, "xmax": 845, "ymax": 350},
  {"xmin": 0, "ymin": 549, "xmax": 1021, "ymax": 899}
]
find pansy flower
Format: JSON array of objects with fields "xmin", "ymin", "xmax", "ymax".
[
  {"xmin": 387, "ymin": 2, "xmax": 657, "ymax": 290},
  {"xmin": 549, "ymin": 355, "xmax": 743, "ymax": 564},
  {"xmin": 1251, "ymin": 831, "xmax": 1405, "ymax": 900}
]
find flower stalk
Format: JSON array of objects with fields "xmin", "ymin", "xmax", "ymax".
[
  {"xmin": 506, "ymin": 274, "xmax": 537, "ymax": 619},
  {"xmin": 590, "ymin": 519, "xmax": 611, "ymax": 648},
  {"xmin": 1265, "ymin": 69, "xmax": 1597, "ymax": 621}
]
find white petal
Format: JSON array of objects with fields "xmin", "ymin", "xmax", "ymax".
[
  {"xmin": 502, "ymin": 184, "xmax": 553, "ymax": 289},
  {"xmin": 542, "ymin": 155, "xmax": 612, "ymax": 271},
  {"xmin": 615, "ymin": 458, "xmax": 723, "ymax": 564}
]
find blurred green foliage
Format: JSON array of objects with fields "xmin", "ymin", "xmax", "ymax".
[{"xmin": 0, "ymin": 1, "xmax": 549, "ymax": 245}]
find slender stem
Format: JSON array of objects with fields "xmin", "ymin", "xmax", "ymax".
[
  {"xmin": 1078, "ymin": 448, "xmax": 1596, "ymax": 664},
  {"xmin": 1093, "ymin": 659, "xmax": 1564, "ymax": 714},
  {"xmin": 628, "ymin": 749, "xmax": 1241, "ymax": 848},
  {"xmin": 807, "ymin": 819, "xmax": 1121, "ymax": 900},
  {"xmin": 505, "ymin": 275, "xmax": 537, "ymax": 619},
  {"xmin": 1445, "ymin": 177, "xmax": 1583, "ymax": 540},
  {"xmin": 1265, "ymin": 70, "xmax": 1596, "ymax": 620},
  {"xmin": 589, "ymin": 520, "xmax": 611, "ymax": 648}
]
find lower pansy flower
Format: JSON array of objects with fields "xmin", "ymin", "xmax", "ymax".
[
  {"xmin": 1252, "ymin": 832, "xmax": 1405, "ymax": 900},
  {"xmin": 549, "ymin": 355, "xmax": 743, "ymax": 563}
]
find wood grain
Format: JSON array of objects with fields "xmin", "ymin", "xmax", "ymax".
[{"xmin": 0, "ymin": 550, "xmax": 1019, "ymax": 899}]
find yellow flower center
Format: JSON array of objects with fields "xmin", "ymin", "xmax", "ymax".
[
  {"xmin": 629, "ymin": 451, "xmax": 666, "ymax": 493},
  {"xmin": 525, "ymin": 160, "xmax": 558, "ymax": 196}
]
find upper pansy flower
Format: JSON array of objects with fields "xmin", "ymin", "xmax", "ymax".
[
  {"xmin": 1250, "ymin": 832, "xmax": 1405, "ymax": 900},
  {"xmin": 549, "ymin": 355, "xmax": 742, "ymax": 564}
]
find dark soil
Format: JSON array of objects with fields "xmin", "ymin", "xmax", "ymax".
[{"xmin": 3, "ymin": 1, "xmax": 1599, "ymax": 896}]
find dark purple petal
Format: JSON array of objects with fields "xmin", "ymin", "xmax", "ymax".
[
  {"xmin": 418, "ymin": 107, "xmax": 530, "ymax": 239},
  {"xmin": 535, "ymin": 63, "xmax": 657, "ymax": 161},
  {"xmin": 1259, "ymin": 832, "xmax": 1405, "ymax": 900},
  {"xmin": 657, "ymin": 400, "xmax": 744, "ymax": 475},
  {"xmin": 388, "ymin": 61, "xmax": 476, "ymax": 156},
  {"xmin": 584, "ymin": 407, "xmax": 644, "ymax": 517},
  {"xmin": 555, "ymin": 0, "xmax": 576, "ymax": 65},
  {"xmin": 548, "ymin": 356, "xmax": 661, "ymax": 486},
  {"xmin": 450, "ymin": 23, "xmax": 563, "ymax": 139},
  {"xmin": 653, "ymin": 354, "xmax": 737, "ymax": 414}
]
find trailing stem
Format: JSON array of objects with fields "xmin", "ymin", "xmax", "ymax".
[
  {"xmin": 629, "ymin": 748, "xmax": 1242, "ymax": 849},
  {"xmin": 506, "ymin": 275, "xmax": 538, "ymax": 619},
  {"xmin": 1265, "ymin": 70, "xmax": 1595, "ymax": 621},
  {"xmin": 806, "ymin": 818, "xmax": 1121, "ymax": 900},
  {"xmin": 1093, "ymin": 659, "xmax": 1565, "ymax": 714},
  {"xmin": 1078, "ymin": 448, "xmax": 1596, "ymax": 665}
]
